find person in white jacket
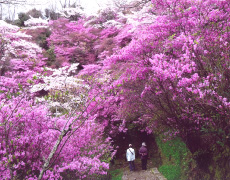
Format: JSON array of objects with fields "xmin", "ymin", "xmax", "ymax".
[{"xmin": 126, "ymin": 144, "xmax": 135, "ymax": 171}]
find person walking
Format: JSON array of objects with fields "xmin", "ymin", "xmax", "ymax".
[
  {"xmin": 139, "ymin": 142, "xmax": 148, "ymax": 170},
  {"xmin": 126, "ymin": 144, "xmax": 135, "ymax": 171}
]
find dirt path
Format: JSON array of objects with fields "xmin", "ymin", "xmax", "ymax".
[
  {"xmin": 121, "ymin": 160, "xmax": 166, "ymax": 180},
  {"xmin": 122, "ymin": 169, "xmax": 158, "ymax": 180}
]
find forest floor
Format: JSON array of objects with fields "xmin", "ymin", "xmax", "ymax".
[{"xmin": 110, "ymin": 158, "xmax": 162, "ymax": 180}]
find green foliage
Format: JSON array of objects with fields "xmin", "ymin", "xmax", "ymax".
[
  {"xmin": 24, "ymin": 27, "xmax": 51, "ymax": 50},
  {"xmin": 12, "ymin": 19, "xmax": 22, "ymax": 27},
  {"xmin": 156, "ymin": 136, "xmax": 192, "ymax": 180},
  {"xmin": 44, "ymin": 47, "xmax": 56, "ymax": 66},
  {"xmin": 156, "ymin": 137, "xmax": 188, "ymax": 165},
  {"xmin": 159, "ymin": 165, "xmax": 181, "ymax": 180},
  {"xmin": 35, "ymin": 29, "xmax": 51, "ymax": 50},
  {"xmin": 110, "ymin": 169, "xmax": 123, "ymax": 180},
  {"xmin": 17, "ymin": 13, "xmax": 30, "ymax": 27}
]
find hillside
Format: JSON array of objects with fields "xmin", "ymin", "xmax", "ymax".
[{"xmin": 0, "ymin": 0, "xmax": 230, "ymax": 179}]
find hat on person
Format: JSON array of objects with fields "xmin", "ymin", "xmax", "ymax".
[
  {"xmin": 142, "ymin": 142, "xmax": 146, "ymax": 146},
  {"xmin": 129, "ymin": 144, "xmax": 132, "ymax": 147}
]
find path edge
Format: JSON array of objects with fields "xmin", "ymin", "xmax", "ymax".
[{"xmin": 151, "ymin": 168, "xmax": 167, "ymax": 180}]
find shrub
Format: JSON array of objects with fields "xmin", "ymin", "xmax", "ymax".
[{"xmin": 17, "ymin": 12, "xmax": 30, "ymax": 26}]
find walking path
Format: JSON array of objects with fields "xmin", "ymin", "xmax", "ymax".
[
  {"xmin": 122, "ymin": 168, "xmax": 166, "ymax": 180},
  {"xmin": 121, "ymin": 159, "xmax": 167, "ymax": 180},
  {"xmin": 122, "ymin": 169, "xmax": 157, "ymax": 180}
]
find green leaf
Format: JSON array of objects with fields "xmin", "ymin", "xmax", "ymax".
[
  {"xmin": 43, "ymin": 67, "xmax": 47, "ymax": 71},
  {"xmin": 27, "ymin": 79, "xmax": 34, "ymax": 84},
  {"xmin": 18, "ymin": 83, "xmax": 23, "ymax": 90},
  {"xmin": 169, "ymin": 33, "xmax": 176, "ymax": 40},
  {"xmin": 6, "ymin": 94, "xmax": 11, "ymax": 99}
]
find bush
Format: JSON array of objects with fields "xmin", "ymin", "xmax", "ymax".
[
  {"xmin": 43, "ymin": 47, "xmax": 56, "ymax": 66},
  {"xmin": 24, "ymin": 28, "xmax": 51, "ymax": 49},
  {"xmin": 17, "ymin": 12, "xmax": 30, "ymax": 26}
]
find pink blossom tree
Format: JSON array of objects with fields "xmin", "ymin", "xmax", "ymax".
[
  {"xmin": 0, "ymin": 21, "xmax": 114, "ymax": 179},
  {"xmin": 47, "ymin": 18, "xmax": 99, "ymax": 67},
  {"xmin": 86, "ymin": 0, "xmax": 230, "ymax": 155}
]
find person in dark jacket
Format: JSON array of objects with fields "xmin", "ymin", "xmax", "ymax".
[{"xmin": 139, "ymin": 142, "xmax": 148, "ymax": 170}]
